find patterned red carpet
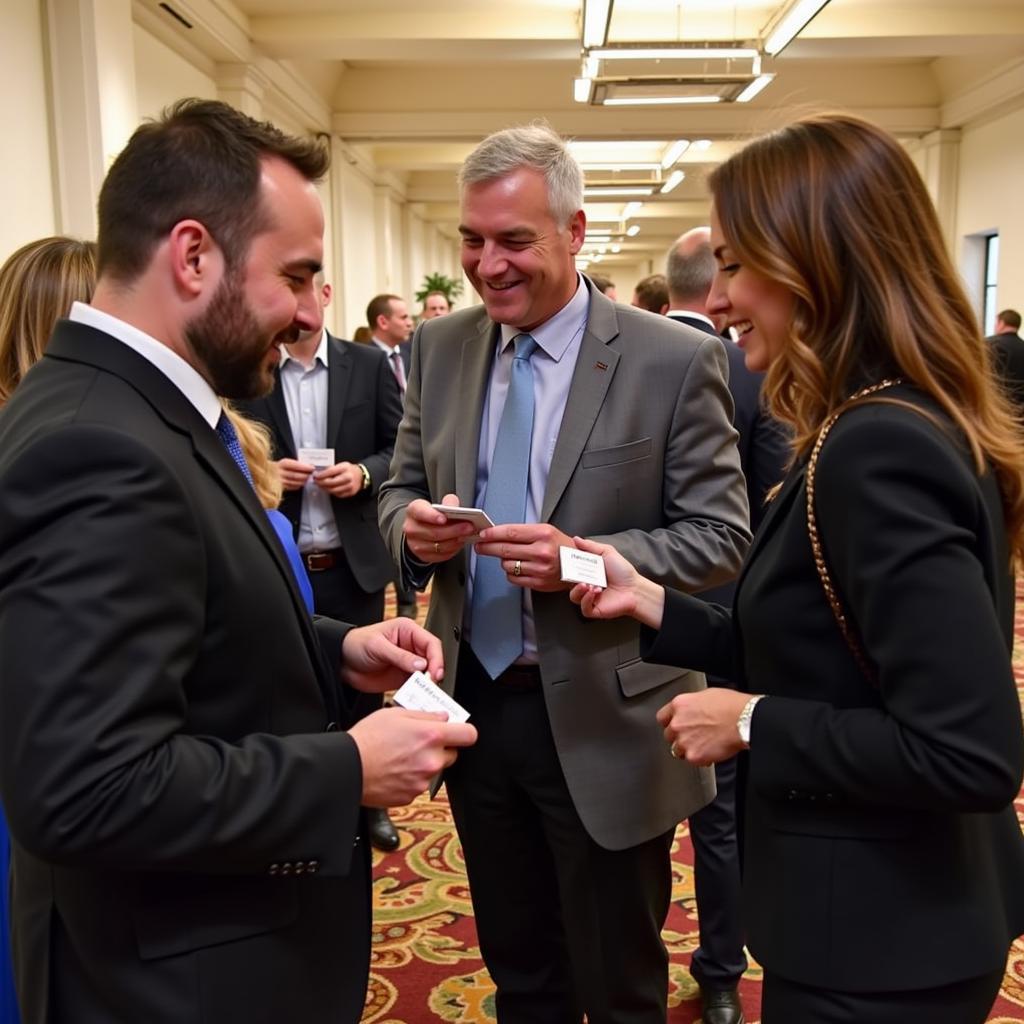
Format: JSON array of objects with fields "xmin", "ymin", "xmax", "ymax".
[{"xmin": 370, "ymin": 586, "xmax": 1024, "ymax": 1022}]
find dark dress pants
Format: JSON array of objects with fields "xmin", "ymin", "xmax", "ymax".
[
  {"xmin": 445, "ymin": 647, "xmax": 675, "ymax": 1024},
  {"xmin": 307, "ymin": 553, "xmax": 385, "ymax": 720},
  {"xmin": 688, "ymin": 752, "xmax": 747, "ymax": 990},
  {"xmin": 761, "ymin": 965, "xmax": 1006, "ymax": 1024}
]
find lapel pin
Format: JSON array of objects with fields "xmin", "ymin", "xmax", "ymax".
[{"xmin": 595, "ymin": 361, "xmax": 608, "ymax": 371}]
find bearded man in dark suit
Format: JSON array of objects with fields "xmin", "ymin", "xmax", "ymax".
[{"xmin": 0, "ymin": 98, "xmax": 475, "ymax": 1024}]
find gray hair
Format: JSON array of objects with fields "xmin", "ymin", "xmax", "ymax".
[
  {"xmin": 458, "ymin": 123, "xmax": 584, "ymax": 226},
  {"xmin": 666, "ymin": 233, "xmax": 716, "ymax": 303}
]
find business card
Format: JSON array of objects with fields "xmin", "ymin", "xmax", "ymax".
[
  {"xmin": 559, "ymin": 546, "xmax": 608, "ymax": 588},
  {"xmin": 297, "ymin": 447, "xmax": 335, "ymax": 469},
  {"xmin": 430, "ymin": 504, "xmax": 495, "ymax": 532},
  {"xmin": 392, "ymin": 670, "xmax": 471, "ymax": 724}
]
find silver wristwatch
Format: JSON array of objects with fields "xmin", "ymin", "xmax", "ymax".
[{"xmin": 737, "ymin": 695, "xmax": 765, "ymax": 746}]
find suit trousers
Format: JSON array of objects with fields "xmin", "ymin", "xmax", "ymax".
[
  {"xmin": 307, "ymin": 551, "xmax": 385, "ymax": 721},
  {"xmin": 688, "ymin": 752, "xmax": 747, "ymax": 990},
  {"xmin": 445, "ymin": 647, "xmax": 675, "ymax": 1024},
  {"xmin": 761, "ymin": 965, "xmax": 1006, "ymax": 1024}
]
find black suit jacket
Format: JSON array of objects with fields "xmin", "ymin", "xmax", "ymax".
[
  {"xmin": 0, "ymin": 322, "xmax": 372, "ymax": 1023},
  {"xmin": 988, "ymin": 330, "xmax": 1024, "ymax": 413},
  {"xmin": 644, "ymin": 385, "xmax": 1024, "ymax": 991},
  {"xmin": 240, "ymin": 333, "xmax": 403, "ymax": 595}
]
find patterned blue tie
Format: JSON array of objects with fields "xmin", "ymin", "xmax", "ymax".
[
  {"xmin": 470, "ymin": 333, "xmax": 538, "ymax": 678},
  {"xmin": 215, "ymin": 411, "xmax": 254, "ymax": 488}
]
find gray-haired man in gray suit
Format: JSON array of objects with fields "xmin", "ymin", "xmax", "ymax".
[{"xmin": 379, "ymin": 124, "xmax": 750, "ymax": 1024}]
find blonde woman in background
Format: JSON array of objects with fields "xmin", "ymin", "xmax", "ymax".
[{"xmin": 0, "ymin": 236, "xmax": 97, "ymax": 405}]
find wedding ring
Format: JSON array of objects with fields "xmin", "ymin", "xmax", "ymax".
[
  {"xmin": 669, "ymin": 743, "xmax": 680, "ymax": 759},
  {"xmin": 433, "ymin": 541, "xmax": 440, "ymax": 555},
  {"xmin": 513, "ymin": 559, "xmax": 522, "ymax": 577}
]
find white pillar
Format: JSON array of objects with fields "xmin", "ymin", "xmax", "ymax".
[{"xmin": 919, "ymin": 128, "xmax": 961, "ymax": 257}]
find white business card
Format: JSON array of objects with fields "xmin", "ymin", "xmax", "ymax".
[
  {"xmin": 559, "ymin": 546, "xmax": 608, "ymax": 588},
  {"xmin": 392, "ymin": 670, "xmax": 471, "ymax": 724},
  {"xmin": 297, "ymin": 447, "xmax": 335, "ymax": 469},
  {"xmin": 430, "ymin": 504, "xmax": 495, "ymax": 533}
]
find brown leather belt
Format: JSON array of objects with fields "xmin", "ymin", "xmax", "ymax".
[
  {"xmin": 496, "ymin": 664, "xmax": 542, "ymax": 690},
  {"xmin": 303, "ymin": 550, "xmax": 340, "ymax": 572}
]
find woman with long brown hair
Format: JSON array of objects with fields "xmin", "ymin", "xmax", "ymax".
[{"xmin": 571, "ymin": 113, "xmax": 1024, "ymax": 1022}]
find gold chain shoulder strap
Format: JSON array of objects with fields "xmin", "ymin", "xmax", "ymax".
[{"xmin": 805, "ymin": 378, "xmax": 903, "ymax": 683}]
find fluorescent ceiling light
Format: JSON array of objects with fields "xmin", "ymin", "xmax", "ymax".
[
  {"xmin": 585, "ymin": 235, "xmax": 613, "ymax": 242},
  {"xmin": 603, "ymin": 95, "xmax": 723, "ymax": 106},
  {"xmin": 588, "ymin": 46, "xmax": 759, "ymax": 61},
  {"xmin": 736, "ymin": 74, "xmax": 775, "ymax": 102},
  {"xmin": 660, "ymin": 170, "xmax": 685, "ymax": 194},
  {"xmin": 691, "ymin": 139, "xmax": 713, "ymax": 151},
  {"xmin": 763, "ymin": 0, "xmax": 832, "ymax": 56},
  {"xmin": 584, "ymin": 186, "xmax": 655, "ymax": 196},
  {"xmin": 582, "ymin": 0, "xmax": 613, "ymax": 49},
  {"xmin": 574, "ymin": 78, "xmax": 591, "ymax": 103},
  {"xmin": 611, "ymin": 244, "xmax": 621, "ymax": 253},
  {"xmin": 621, "ymin": 200, "xmax": 642, "ymax": 219},
  {"xmin": 580, "ymin": 162, "xmax": 662, "ymax": 171},
  {"xmin": 661, "ymin": 140, "xmax": 690, "ymax": 168},
  {"xmin": 626, "ymin": 224, "xmax": 641, "ymax": 237},
  {"xmin": 583, "ymin": 55, "xmax": 599, "ymax": 79}
]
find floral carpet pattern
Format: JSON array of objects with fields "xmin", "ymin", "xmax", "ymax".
[{"xmin": 370, "ymin": 586, "xmax": 1024, "ymax": 1022}]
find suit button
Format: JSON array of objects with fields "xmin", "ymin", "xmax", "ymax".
[
  {"xmin": 325, "ymin": 722, "xmax": 339, "ymax": 732},
  {"xmin": 268, "ymin": 863, "xmax": 280, "ymax": 876},
  {"xmin": 294, "ymin": 861, "xmax": 306, "ymax": 875},
  {"xmin": 307, "ymin": 860, "xmax": 320, "ymax": 874},
  {"xmin": 457, "ymin": 571, "xmax": 466, "ymax": 586},
  {"xmin": 787, "ymin": 790, "xmax": 799, "ymax": 801},
  {"xmin": 453, "ymin": 626, "xmax": 461, "ymax": 642},
  {"xmin": 280, "ymin": 861, "xmax": 293, "ymax": 876}
]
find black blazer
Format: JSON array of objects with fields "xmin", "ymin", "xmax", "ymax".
[
  {"xmin": 644, "ymin": 386, "xmax": 1024, "ymax": 991},
  {"xmin": 240, "ymin": 333, "xmax": 403, "ymax": 594},
  {"xmin": 0, "ymin": 322, "xmax": 372, "ymax": 1023},
  {"xmin": 988, "ymin": 331, "xmax": 1024, "ymax": 414}
]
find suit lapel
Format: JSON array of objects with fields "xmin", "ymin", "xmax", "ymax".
[
  {"xmin": 265, "ymin": 371, "xmax": 297, "ymax": 457},
  {"xmin": 541, "ymin": 291, "xmax": 619, "ymax": 522},
  {"xmin": 454, "ymin": 315, "xmax": 497, "ymax": 505},
  {"xmin": 46, "ymin": 322, "xmax": 325, "ymax": 687},
  {"xmin": 325, "ymin": 334, "xmax": 351, "ymax": 444}
]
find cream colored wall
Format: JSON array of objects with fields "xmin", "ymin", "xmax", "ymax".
[
  {"xmin": 334, "ymin": 157, "xmax": 380, "ymax": 337},
  {"xmin": 956, "ymin": 104, "xmax": 1024, "ymax": 325},
  {"xmin": 0, "ymin": 0, "xmax": 56, "ymax": 259},
  {"xmin": 133, "ymin": 24, "xmax": 216, "ymax": 121}
]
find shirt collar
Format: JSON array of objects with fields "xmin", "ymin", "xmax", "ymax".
[
  {"xmin": 666, "ymin": 309, "xmax": 716, "ymax": 330},
  {"xmin": 498, "ymin": 274, "xmax": 588, "ymax": 362},
  {"xmin": 281, "ymin": 329, "xmax": 329, "ymax": 369},
  {"xmin": 372, "ymin": 337, "xmax": 400, "ymax": 357},
  {"xmin": 69, "ymin": 301, "xmax": 222, "ymax": 428}
]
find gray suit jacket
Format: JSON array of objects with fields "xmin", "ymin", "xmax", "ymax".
[{"xmin": 379, "ymin": 283, "xmax": 751, "ymax": 850}]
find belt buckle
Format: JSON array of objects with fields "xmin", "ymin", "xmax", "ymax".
[{"xmin": 305, "ymin": 552, "xmax": 332, "ymax": 572}]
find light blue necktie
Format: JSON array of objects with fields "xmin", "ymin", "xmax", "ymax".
[{"xmin": 470, "ymin": 333, "xmax": 538, "ymax": 678}]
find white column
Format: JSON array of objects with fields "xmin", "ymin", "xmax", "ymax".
[
  {"xmin": 216, "ymin": 63, "xmax": 267, "ymax": 119},
  {"xmin": 46, "ymin": 0, "xmax": 137, "ymax": 237},
  {"xmin": 919, "ymin": 128, "xmax": 961, "ymax": 257}
]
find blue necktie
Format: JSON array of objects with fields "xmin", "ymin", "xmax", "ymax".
[
  {"xmin": 470, "ymin": 333, "xmax": 538, "ymax": 679},
  {"xmin": 215, "ymin": 412, "xmax": 254, "ymax": 488},
  {"xmin": 215, "ymin": 412, "xmax": 315, "ymax": 614}
]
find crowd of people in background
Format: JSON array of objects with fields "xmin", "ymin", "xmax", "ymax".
[{"xmin": 0, "ymin": 99, "xmax": 1022, "ymax": 1024}]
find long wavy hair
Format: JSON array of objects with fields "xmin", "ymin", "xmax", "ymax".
[
  {"xmin": 708, "ymin": 112, "xmax": 1024, "ymax": 560},
  {"xmin": 0, "ymin": 236, "xmax": 97, "ymax": 406}
]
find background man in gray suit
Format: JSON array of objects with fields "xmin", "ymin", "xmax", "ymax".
[{"xmin": 379, "ymin": 124, "xmax": 750, "ymax": 1023}]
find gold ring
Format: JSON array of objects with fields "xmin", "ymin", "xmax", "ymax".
[
  {"xmin": 434, "ymin": 541, "xmax": 441, "ymax": 554},
  {"xmin": 669, "ymin": 743, "xmax": 680, "ymax": 759},
  {"xmin": 513, "ymin": 559, "xmax": 522, "ymax": 577}
]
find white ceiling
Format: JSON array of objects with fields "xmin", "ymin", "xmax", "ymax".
[{"xmin": 148, "ymin": 0, "xmax": 1024, "ymax": 273}]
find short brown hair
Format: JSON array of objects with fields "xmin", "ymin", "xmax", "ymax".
[
  {"xmin": 998, "ymin": 309, "xmax": 1021, "ymax": 331},
  {"xmin": 0, "ymin": 236, "xmax": 97, "ymax": 406},
  {"xmin": 366, "ymin": 294, "xmax": 402, "ymax": 329},
  {"xmin": 97, "ymin": 99, "xmax": 329, "ymax": 283},
  {"xmin": 632, "ymin": 273, "xmax": 668, "ymax": 313}
]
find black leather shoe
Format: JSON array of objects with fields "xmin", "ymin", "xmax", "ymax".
[
  {"xmin": 700, "ymin": 986, "xmax": 744, "ymax": 1024},
  {"xmin": 396, "ymin": 602, "xmax": 419, "ymax": 620},
  {"xmin": 367, "ymin": 808, "xmax": 400, "ymax": 852}
]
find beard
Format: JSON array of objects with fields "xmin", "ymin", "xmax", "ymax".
[{"xmin": 185, "ymin": 268, "xmax": 294, "ymax": 400}]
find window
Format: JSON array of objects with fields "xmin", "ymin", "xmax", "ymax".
[{"xmin": 983, "ymin": 233, "xmax": 999, "ymax": 335}]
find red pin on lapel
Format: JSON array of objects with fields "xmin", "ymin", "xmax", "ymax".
[{"xmin": 595, "ymin": 361, "xmax": 608, "ymax": 371}]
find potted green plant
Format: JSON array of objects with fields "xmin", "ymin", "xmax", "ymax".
[{"xmin": 415, "ymin": 272, "xmax": 464, "ymax": 310}]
